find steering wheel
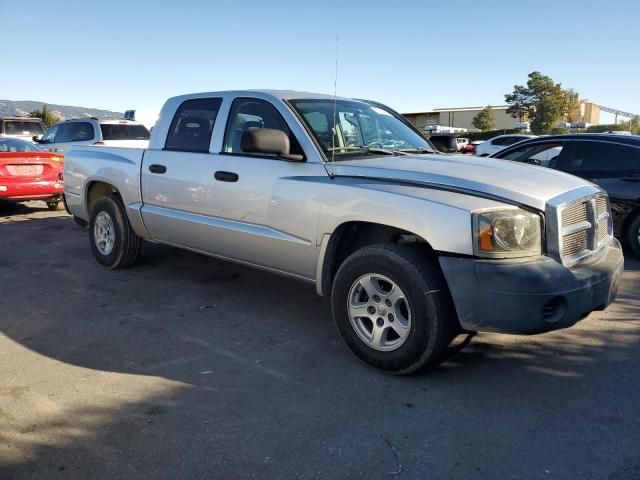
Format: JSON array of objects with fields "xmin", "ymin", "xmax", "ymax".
[{"xmin": 365, "ymin": 141, "xmax": 383, "ymax": 148}]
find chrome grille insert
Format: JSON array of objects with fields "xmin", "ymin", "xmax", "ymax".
[
  {"xmin": 546, "ymin": 187, "xmax": 613, "ymax": 267},
  {"xmin": 562, "ymin": 230, "xmax": 588, "ymax": 257}
]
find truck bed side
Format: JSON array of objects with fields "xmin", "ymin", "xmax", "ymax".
[{"xmin": 64, "ymin": 146, "xmax": 149, "ymax": 238}]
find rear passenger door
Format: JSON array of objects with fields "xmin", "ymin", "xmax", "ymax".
[{"xmin": 141, "ymin": 97, "xmax": 225, "ymax": 251}]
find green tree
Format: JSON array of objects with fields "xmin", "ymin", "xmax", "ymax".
[
  {"xmin": 29, "ymin": 104, "xmax": 60, "ymax": 128},
  {"xmin": 472, "ymin": 105, "xmax": 496, "ymax": 131},
  {"xmin": 505, "ymin": 72, "xmax": 578, "ymax": 134}
]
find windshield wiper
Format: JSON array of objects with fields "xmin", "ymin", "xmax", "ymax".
[
  {"xmin": 398, "ymin": 147, "xmax": 436, "ymax": 154},
  {"xmin": 324, "ymin": 146, "xmax": 403, "ymax": 156}
]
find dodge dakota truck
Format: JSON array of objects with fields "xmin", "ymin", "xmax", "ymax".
[{"xmin": 64, "ymin": 90, "xmax": 624, "ymax": 374}]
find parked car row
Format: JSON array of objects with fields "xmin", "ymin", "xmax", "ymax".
[
  {"xmin": 35, "ymin": 118, "xmax": 150, "ymax": 154},
  {"xmin": 0, "ymin": 115, "xmax": 151, "ymax": 211}
]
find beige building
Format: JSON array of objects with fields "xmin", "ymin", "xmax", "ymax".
[
  {"xmin": 404, "ymin": 100, "xmax": 600, "ymax": 131},
  {"xmin": 569, "ymin": 101, "xmax": 600, "ymax": 124},
  {"xmin": 403, "ymin": 105, "xmax": 514, "ymax": 131}
]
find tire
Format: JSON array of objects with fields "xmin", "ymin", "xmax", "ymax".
[
  {"xmin": 331, "ymin": 244, "xmax": 458, "ymax": 375},
  {"xmin": 626, "ymin": 213, "xmax": 640, "ymax": 258},
  {"xmin": 46, "ymin": 200, "xmax": 64, "ymax": 211},
  {"xmin": 89, "ymin": 194, "xmax": 142, "ymax": 269}
]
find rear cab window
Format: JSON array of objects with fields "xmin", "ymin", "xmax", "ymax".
[
  {"xmin": 2, "ymin": 120, "xmax": 44, "ymax": 136},
  {"xmin": 100, "ymin": 123, "xmax": 151, "ymax": 141}
]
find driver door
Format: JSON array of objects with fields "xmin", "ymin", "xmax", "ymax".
[{"xmin": 204, "ymin": 97, "xmax": 326, "ymax": 279}]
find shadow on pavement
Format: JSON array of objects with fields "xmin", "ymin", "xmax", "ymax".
[{"xmin": 1, "ymin": 215, "xmax": 639, "ymax": 479}]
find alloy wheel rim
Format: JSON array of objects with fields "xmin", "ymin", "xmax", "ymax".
[
  {"xmin": 94, "ymin": 211, "xmax": 115, "ymax": 255},
  {"xmin": 347, "ymin": 273, "xmax": 412, "ymax": 352}
]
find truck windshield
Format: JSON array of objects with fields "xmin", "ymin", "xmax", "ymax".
[
  {"xmin": 289, "ymin": 99, "xmax": 434, "ymax": 160},
  {"xmin": 100, "ymin": 124, "xmax": 150, "ymax": 140}
]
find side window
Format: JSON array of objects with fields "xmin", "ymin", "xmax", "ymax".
[
  {"xmin": 504, "ymin": 136, "xmax": 525, "ymax": 146},
  {"xmin": 54, "ymin": 124, "xmax": 74, "ymax": 143},
  {"xmin": 164, "ymin": 98, "xmax": 222, "ymax": 152},
  {"xmin": 491, "ymin": 137, "xmax": 507, "ymax": 146},
  {"xmin": 500, "ymin": 143, "xmax": 563, "ymax": 167},
  {"xmin": 565, "ymin": 141, "xmax": 635, "ymax": 173},
  {"xmin": 41, "ymin": 125, "xmax": 59, "ymax": 144},
  {"xmin": 223, "ymin": 98, "xmax": 303, "ymax": 157},
  {"xmin": 74, "ymin": 122, "xmax": 95, "ymax": 141},
  {"xmin": 55, "ymin": 122, "xmax": 94, "ymax": 143}
]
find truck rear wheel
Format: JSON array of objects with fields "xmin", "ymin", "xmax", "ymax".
[
  {"xmin": 331, "ymin": 244, "xmax": 457, "ymax": 375},
  {"xmin": 89, "ymin": 195, "xmax": 142, "ymax": 269}
]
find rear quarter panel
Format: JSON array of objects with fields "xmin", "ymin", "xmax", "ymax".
[{"xmin": 64, "ymin": 146, "xmax": 147, "ymax": 235}]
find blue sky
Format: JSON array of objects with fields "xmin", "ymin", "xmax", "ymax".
[{"xmin": 1, "ymin": 0, "xmax": 638, "ymax": 123}]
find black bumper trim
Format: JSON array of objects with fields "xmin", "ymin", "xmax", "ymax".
[{"xmin": 439, "ymin": 239, "xmax": 624, "ymax": 334}]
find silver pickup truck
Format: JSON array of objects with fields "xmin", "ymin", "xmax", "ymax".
[{"xmin": 64, "ymin": 90, "xmax": 624, "ymax": 374}]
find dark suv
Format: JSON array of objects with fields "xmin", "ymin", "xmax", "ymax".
[{"xmin": 492, "ymin": 134, "xmax": 640, "ymax": 256}]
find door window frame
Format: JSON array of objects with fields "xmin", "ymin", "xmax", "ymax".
[{"xmin": 221, "ymin": 97, "xmax": 306, "ymax": 161}]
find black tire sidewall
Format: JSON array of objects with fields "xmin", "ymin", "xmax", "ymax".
[
  {"xmin": 89, "ymin": 196, "xmax": 127, "ymax": 268},
  {"xmin": 332, "ymin": 246, "xmax": 448, "ymax": 373}
]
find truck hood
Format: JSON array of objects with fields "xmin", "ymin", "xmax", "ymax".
[{"xmin": 325, "ymin": 154, "xmax": 592, "ymax": 211}]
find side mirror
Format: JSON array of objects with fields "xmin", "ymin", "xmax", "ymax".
[
  {"xmin": 240, "ymin": 128, "xmax": 304, "ymax": 162},
  {"xmin": 32, "ymin": 135, "xmax": 42, "ymax": 143},
  {"xmin": 527, "ymin": 158, "xmax": 541, "ymax": 166}
]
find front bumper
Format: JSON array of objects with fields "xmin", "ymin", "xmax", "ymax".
[
  {"xmin": 0, "ymin": 178, "xmax": 64, "ymax": 201},
  {"xmin": 439, "ymin": 239, "xmax": 624, "ymax": 334}
]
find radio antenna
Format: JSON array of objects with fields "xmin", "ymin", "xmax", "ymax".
[{"xmin": 331, "ymin": 33, "xmax": 339, "ymax": 163}]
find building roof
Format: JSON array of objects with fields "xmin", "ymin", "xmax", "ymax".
[{"xmin": 403, "ymin": 105, "xmax": 510, "ymax": 116}]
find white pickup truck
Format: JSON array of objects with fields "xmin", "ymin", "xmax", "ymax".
[{"xmin": 64, "ymin": 90, "xmax": 624, "ymax": 374}]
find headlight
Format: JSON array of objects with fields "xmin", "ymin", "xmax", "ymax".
[{"xmin": 473, "ymin": 208, "xmax": 543, "ymax": 258}]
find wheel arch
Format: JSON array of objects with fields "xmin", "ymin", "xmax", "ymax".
[
  {"xmin": 316, "ymin": 221, "xmax": 436, "ymax": 296},
  {"xmin": 85, "ymin": 180, "xmax": 122, "ymax": 218}
]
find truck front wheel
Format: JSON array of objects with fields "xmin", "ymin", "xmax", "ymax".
[
  {"xmin": 331, "ymin": 244, "xmax": 458, "ymax": 375},
  {"xmin": 89, "ymin": 195, "xmax": 142, "ymax": 269}
]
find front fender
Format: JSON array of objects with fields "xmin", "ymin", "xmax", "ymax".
[{"xmin": 314, "ymin": 178, "xmax": 515, "ymax": 293}]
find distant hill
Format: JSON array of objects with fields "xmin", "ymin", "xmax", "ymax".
[{"xmin": 0, "ymin": 99, "xmax": 123, "ymax": 121}]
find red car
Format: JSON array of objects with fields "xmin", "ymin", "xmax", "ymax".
[{"xmin": 0, "ymin": 137, "xmax": 64, "ymax": 210}]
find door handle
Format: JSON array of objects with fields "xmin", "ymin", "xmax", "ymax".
[
  {"xmin": 149, "ymin": 164, "xmax": 167, "ymax": 174},
  {"xmin": 214, "ymin": 171, "xmax": 239, "ymax": 182},
  {"xmin": 621, "ymin": 175, "xmax": 640, "ymax": 182}
]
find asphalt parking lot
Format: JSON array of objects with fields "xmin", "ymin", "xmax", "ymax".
[{"xmin": 1, "ymin": 202, "xmax": 639, "ymax": 480}]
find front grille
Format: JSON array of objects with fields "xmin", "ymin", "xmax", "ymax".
[
  {"xmin": 561, "ymin": 203, "xmax": 587, "ymax": 226},
  {"xmin": 597, "ymin": 219, "xmax": 609, "ymax": 243},
  {"xmin": 596, "ymin": 197, "xmax": 608, "ymax": 215},
  {"xmin": 562, "ymin": 230, "xmax": 588, "ymax": 257},
  {"xmin": 550, "ymin": 192, "xmax": 612, "ymax": 266}
]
